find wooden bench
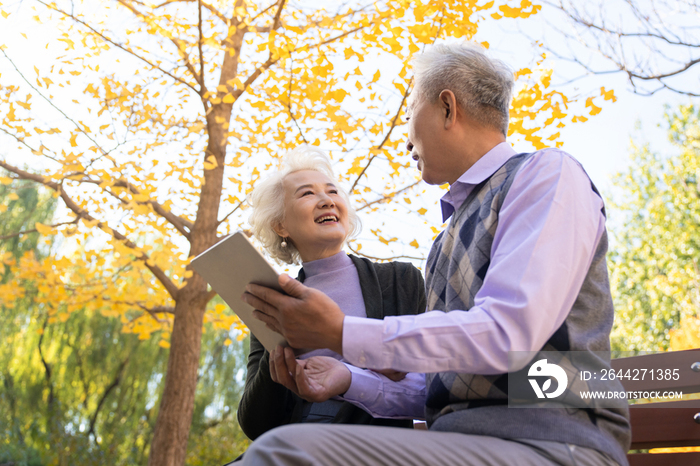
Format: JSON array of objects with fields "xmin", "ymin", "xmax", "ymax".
[{"xmin": 611, "ymin": 348, "xmax": 700, "ymax": 466}]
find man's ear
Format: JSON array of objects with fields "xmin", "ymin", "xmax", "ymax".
[{"xmin": 439, "ymin": 90, "xmax": 458, "ymax": 129}]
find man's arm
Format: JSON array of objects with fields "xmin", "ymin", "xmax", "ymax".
[
  {"xmin": 342, "ymin": 366, "xmax": 426, "ymax": 419},
  {"xmin": 342, "ymin": 151, "xmax": 605, "ymax": 374},
  {"xmin": 268, "ymin": 346, "xmax": 426, "ymax": 419}
]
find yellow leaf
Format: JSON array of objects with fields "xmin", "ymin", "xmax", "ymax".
[
  {"xmin": 0, "ymin": 177, "xmax": 12, "ymax": 185},
  {"xmin": 159, "ymin": 340, "xmax": 171, "ymax": 348},
  {"xmin": 223, "ymin": 93, "xmax": 234, "ymax": 104},
  {"xmin": 1, "ymin": 11, "xmax": 9, "ymax": 19},
  {"xmin": 224, "ymin": 338, "xmax": 233, "ymax": 346},
  {"xmin": 8, "ymin": 192, "xmax": 19, "ymax": 201},
  {"xmin": 203, "ymin": 155, "xmax": 218, "ymax": 170},
  {"xmin": 69, "ymin": 133, "xmax": 78, "ymax": 147},
  {"xmin": 417, "ymin": 207, "xmax": 427, "ymax": 215},
  {"xmin": 601, "ymin": 87, "xmax": 617, "ymax": 103},
  {"xmin": 409, "ymin": 239, "xmax": 419, "ymax": 248},
  {"xmin": 0, "ymin": 205, "xmax": 6, "ymax": 213},
  {"xmin": 35, "ymin": 222, "xmax": 53, "ymax": 235},
  {"xmin": 371, "ymin": 70, "xmax": 380, "ymax": 83}
]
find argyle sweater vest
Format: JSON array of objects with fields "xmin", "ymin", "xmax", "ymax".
[{"xmin": 424, "ymin": 152, "xmax": 631, "ymax": 466}]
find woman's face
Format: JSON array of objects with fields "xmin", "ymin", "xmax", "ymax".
[{"xmin": 274, "ymin": 170, "xmax": 350, "ymax": 262}]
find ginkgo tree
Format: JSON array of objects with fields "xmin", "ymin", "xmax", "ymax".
[{"xmin": 0, "ymin": 1, "xmax": 615, "ymax": 465}]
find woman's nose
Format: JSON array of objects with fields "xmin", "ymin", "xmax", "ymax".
[
  {"xmin": 406, "ymin": 140, "xmax": 414, "ymax": 153},
  {"xmin": 317, "ymin": 192, "xmax": 335, "ymax": 208}
]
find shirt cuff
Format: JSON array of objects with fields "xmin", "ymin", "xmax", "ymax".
[
  {"xmin": 342, "ymin": 364, "xmax": 380, "ymax": 405},
  {"xmin": 342, "ymin": 315, "xmax": 385, "ymax": 368}
]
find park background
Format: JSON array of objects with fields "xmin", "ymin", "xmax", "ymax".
[{"xmin": 0, "ymin": 0, "xmax": 698, "ymax": 465}]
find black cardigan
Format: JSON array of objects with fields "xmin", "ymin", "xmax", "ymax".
[{"xmin": 236, "ymin": 255, "xmax": 426, "ymax": 440}]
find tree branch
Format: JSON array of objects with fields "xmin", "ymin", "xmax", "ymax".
[
  {"xmin": 356, "ymin": 180, "xmax": 422, "ymax": 212},
  {"xmin": 170, "ymin": 36, "xmax": 203, "ymax": 88},
  {"xmin": 539, "ymin": 0, "xmax": 700, "ymax": 96},
  {"xmin": 286, "ymin": 53, "xmax": 308, "ymax": 144},
  {"xmin": 0, "ymin": 48, "xmax": 113, "ymax": 159},
  {"xmin": 154, "ymin": 0, "xmax": 229, "ymax": 25},
  {"xmin": 346, "ymin": 242, "xmax": 425, "ymax": 262},
  {"xmin": 350, "ymin": 78, "xmax": 412, "ymax": 194},
  {"xmin": 104, "ymin": 179, "xmax": 194, "ymax": 239},
  {"xmin": 217, "ymin": 196, "xmax": 247, "ymax": 226},
  {"xmin": 40, "ymin": 0, "xmax": 198, "ymax": 93},
  {"xmin": 197, "ymin": 0, "xmax": 206, "ymax": 90},
  {"xmin": 38, "ymin": 317, "xmax": 55, "ymax": 406},
  {"xmin": 87, "ymin": 355, "xmax": 130, "ymax": 444},
  {"xmin": 0, "ymin": 161, "xmax": 181, "ymax": 300},
  {"xmin": 272, "ymin": 0, "xmax": 286, "ymax": 30},
  {"xmin": 0, "ymin": 218, "xmax": 80, "ymax": 241}
]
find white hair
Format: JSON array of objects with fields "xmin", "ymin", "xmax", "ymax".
[
  {"xmin": 411, "ymin": 43, "xmax": 514, "ymax": 135},
  {"xmin": 248, "ymin": 146, "xmax": 361, "ymax": 265}
]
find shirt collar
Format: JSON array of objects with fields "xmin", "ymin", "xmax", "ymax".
[{"xmin": 440, "ymin": 142, "xmax": 517, "ymax": 222}]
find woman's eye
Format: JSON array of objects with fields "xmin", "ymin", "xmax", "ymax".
[
  {"xmin": 329, "ymin": 190, "xmax": 338, "ymax": 194},
  {"xmin": 301, "ymin": 191, "xmax": 313, "ymax": 196}
]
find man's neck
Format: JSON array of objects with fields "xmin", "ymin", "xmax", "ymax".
[{"xmin": 449, "ymin": 133, "xmax": 506, "ymax": 185}]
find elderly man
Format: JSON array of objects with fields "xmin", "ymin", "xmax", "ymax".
[{"xmin": 242, "ymin": 43, "xmax": 631, "ymax": 466}]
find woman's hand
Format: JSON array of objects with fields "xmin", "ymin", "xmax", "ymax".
[{"xmin": 269, "ymin": 346, "xmax": 351, "ymax": 403}]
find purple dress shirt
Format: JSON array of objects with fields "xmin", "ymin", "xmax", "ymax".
[{"xmin": 342, "ymin": 142, "xmax": 606, "ymax": 417}]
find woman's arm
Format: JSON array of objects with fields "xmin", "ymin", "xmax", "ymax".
[{"xmin": 237, "ymin": 334, "xmax": 294, "ymax": 440}]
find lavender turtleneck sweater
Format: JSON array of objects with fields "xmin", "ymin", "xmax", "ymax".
[{"xmin": 298, "ymin": 252, "xmax": 425, "ymax": 421}]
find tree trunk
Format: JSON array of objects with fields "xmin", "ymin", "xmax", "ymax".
[
  {"xmin": 147, "ymin": 286, "xmax": 208, "ymax": 466},
  {"xmin": 147, "ymin": 89, "xmax": 230, "ymax": 466},
  {"xmin": 147, "ymin": 6, "xmax": 246, "ymax": 463}
]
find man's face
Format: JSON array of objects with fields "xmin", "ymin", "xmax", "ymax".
[{"xmin": 405, "ymin": 89, "xmax": 454, "ymax": 186}]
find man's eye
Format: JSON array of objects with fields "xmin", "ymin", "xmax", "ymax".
[{"xmin": 329, "ymin": 189, "xmax": 338, "ymax": 194}]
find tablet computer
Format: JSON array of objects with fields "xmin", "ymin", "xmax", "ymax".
[{"xmin": 190, "ymin": 231, "xmax": 287, "ymax": 352}]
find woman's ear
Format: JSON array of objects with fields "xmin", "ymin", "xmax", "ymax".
[
  {"xmin": 439, "ymin": 89, "xmax": 458, "ymax": 129},
  {"xmin": 273, "ymin": 222, "xmax": 288, "ymax": 238}
]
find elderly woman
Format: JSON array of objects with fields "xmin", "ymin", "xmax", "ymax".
[{"xmin": 236, "ymin": 146, "xmax": 426, "ymax": 440}]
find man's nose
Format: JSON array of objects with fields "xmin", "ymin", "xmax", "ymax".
[{"xmin": 406, "ymin": 140, "xmax": 414, "ymax": 153}]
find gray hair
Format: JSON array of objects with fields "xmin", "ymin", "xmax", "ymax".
[
  {"xmin": 248, "ymin": 146, "xmax": 361, "ymax": 265},
  {"xmin": 411, "ymin": 43, "xmax": 514, "ymax": 135}
]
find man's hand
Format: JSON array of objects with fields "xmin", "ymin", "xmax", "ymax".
[
  {"xmin": 269, "ymin": 346, "xmax": 352, "ymax": 403},
  {"xmin": 372, "ymin": 368, "xmax": 407, "ymax": 382},
  {"xmin": 241, "ymin": 274, "xmax": 345, "ymax": 353}
]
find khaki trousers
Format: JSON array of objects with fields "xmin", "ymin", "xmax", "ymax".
[{"xmin": 240, "ymin": 424, "xmax": 620, "ymax": 466}]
